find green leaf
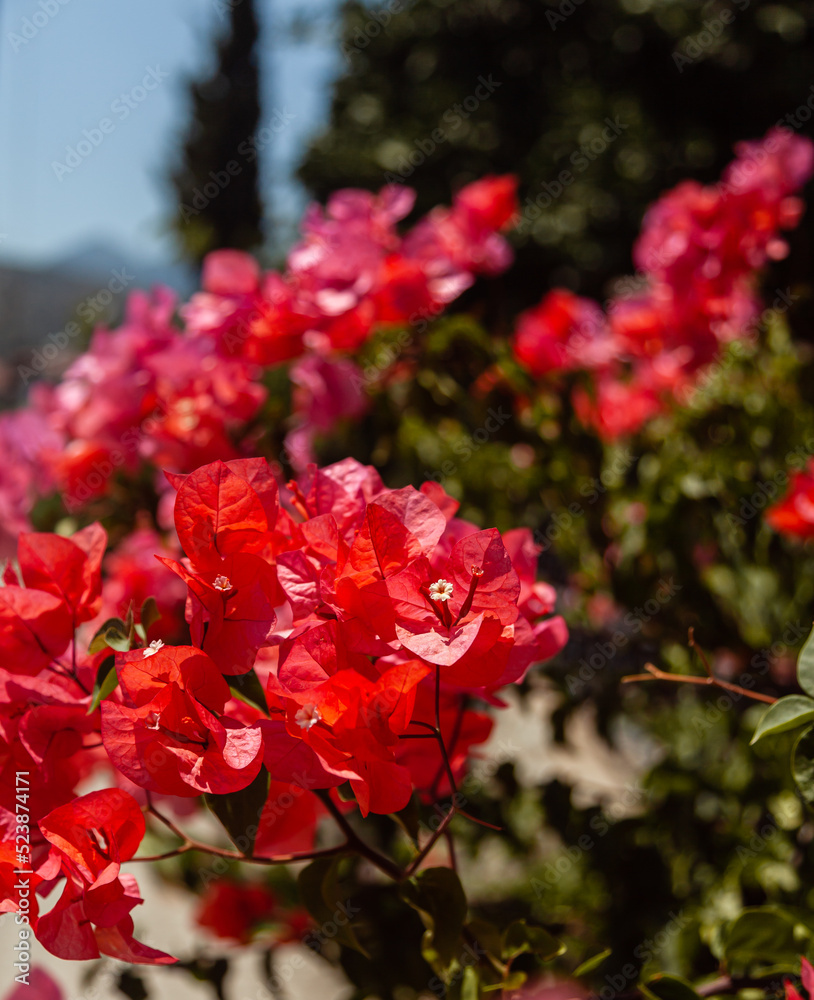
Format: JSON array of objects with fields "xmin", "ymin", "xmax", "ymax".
[
  {"xmin": 750, "ymin": 695, "xmax": 814, "ymax": 745},
  {"xmin": 401, "ymin": 867, "xmax": 467, "ymax": 970},
  {"xmin": 204, "ymin": 766, "xmax": 269, "ymax": 857},
  {"xmin": 124, "ymin": 603, "xmax": 135, "ymax": 642},
  {"xmin": 140, "ymin": 596, "xmax": 161, "ymax": 633},
  {"xmin": 88, "ymin": 617, "xmax": 129, "ymax": 655},
  {"xmin": 461, "ymin": 965, "xmax": 480, "ymax": 1000},
  {"xmin": 104, "ymin": 627, "xmax": 132, "ymax": 653},
  {"xmin": 793, "ymin": 726, "xmax": 814, "ymax": 807},
  {"xmin": 391, "ymin": 792, "xmax": 421, "ymax": 844},
  {"xmin": 87, "ymin": 656, "xmax": 118, "ymax": 715},
  {"xmin": 723, "ymin": 906, "xmax": 803, "ymax": 972},
  {"xmin": 336, "ymin": 782, "xmax": 356, "ymax": 802},
  {"xmin": 641, "ymin": 973, "xmax": 701, "ymax": 1000},
  {"xmin": 297, "ymin": 856, "xmax": 368, "ymax": 955},
  {"xmin": 574, "ymin": 948, "xmax": 612, "ymax": 977},
  {"xmin": 224, "ymin": 669, "xmax": 268, "ymax": 714},
  {"xmin": 501, "ymin": 920, "xmax": 564, "ymax": 963},
  {"xmin": 798, "ymin": 623, "xmax": 814, "ymax": 697},
  {"xmin": 492, "ymin": 972, "xmax": 526, "ymax": 993},
  {"xmin": 465, "ymin": 919, "xmax": 504, "ymax": 966}
]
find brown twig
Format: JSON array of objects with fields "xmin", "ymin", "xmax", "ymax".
[
  {"xmin": 133, "ymin": 842, "xmax": 350, "ymax": 865},
  {"xmin": 429, "ymin": 666, "xmax": 460, "ymax": 801},
  {"xmin": 444, "ymin": 829, "xmax": 458, "ymax": 872},
  {"xmin": 140, "ymin": 795, "xmax": 352, "ymax": 867},
  {"xmin": 314, "ymin": 791, "xmax": 403, "ymax": 880},
  {"xmin": 688, "ymin": 626, "xmax": 713, "ymax": 676},
  {"xmin": 402, "ymin": 806, "xmax": 457, "ymax": 879},
  {"xmin": 622, "ymin": 662, "xmax": 777, "ymax": 705},
  {"xmin": 138, "ymin": 713, "xmax": 493, "ymax": 884}
]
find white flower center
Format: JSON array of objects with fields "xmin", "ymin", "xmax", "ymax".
[
  {"xmin": 142, "ymin": 639, "xmax": 164, "ymax": 658},
  {"xmin": 213, "ymin": 575, "xmax": 232, "ymax": 591},
  {"xmin": 295, "ymin": 704, "xmax": 321, "ymax": 731},
  {"xmin": 429, "ymin": 579, "xmax": 453, "ymax": 602}
]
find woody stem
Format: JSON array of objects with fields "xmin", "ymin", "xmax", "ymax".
[
  {"xmin": 315, "ymin": 791, "xmax": 403, "ymax": 881},
  {"xmin": 142, "ymin": 797, "xmax": 360, "ymax": 869},
  {"xmin": 430, "ymin": 665, "xmax": 459, "ymax": 802},
  {"xmin": 688, "ymin": 627, "xmax": 713, "ymax": 676},
  {"xmin": 133, "ymin": 843, "xmax": 350, "ymax": 865},
  {"xmin": 402, "ymin": 805, "xmax": 456, "ymax": 879},
  {"xmin": 621, "ymin": 663, "xmax": 777, "ymax": 705}
]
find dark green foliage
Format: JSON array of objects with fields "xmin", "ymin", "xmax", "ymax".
[
  {"xmin": 300, "ymin": 0, "xmax": 814, "ymax": 326},
  {"xmin": 169, "ymin": 0, "xmax": 265, "ymax": 266}
]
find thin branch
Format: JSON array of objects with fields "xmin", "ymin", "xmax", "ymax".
[
  {"xmin": 315, "ymin": 790, "xmax": 402, "ymax": 880},
  {"xmin": 407, "ymin": 720, "xmax": 438, "ymax": 734},
  {"xmin": 142, "ymin": 794, "xmax": 352, "ymax": 866},
  {"xmin": 429, "ymin": 666, "xmax": 459, "ymax": 801},
  {"xmin": 688, "ymin": 627, "xmax": 713, "ymax": 677},
  {"xmin": 138, "ymin": 725, "xmax": 489, "ymax": 885},
  {"xmin": 622, "ymin": 662, "xmax": 777, "ymax": 705},
  {"xmin": 133, "ymin": 842, "xmax": 350, "ymax": 866},
  {"xmin": 444, "ymin": 829, "xmax": 457, "ymax": 873},
  {"xmin": 147, "ymin": 798, "xmax": 189, "ymax": 843},
  {"xmin": 457, "ymin": 809, "xmax": 502, "ymax": 832},
  {"xmin": 402, "ymin": 806, "xmax": 456, "ymax": 879}
]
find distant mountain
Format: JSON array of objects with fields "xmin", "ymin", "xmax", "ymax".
[
  {"xmin": 49, "ymin": 241, "xmax": 196, "ymax": 296},
  {"xmin": 0, "ymin": 244, "xmax": 196, "ymax": 406}
]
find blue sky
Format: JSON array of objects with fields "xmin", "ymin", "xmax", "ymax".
[{"xmin": 0, "ymin": 0, "xmax": 341, "ymax": 268}]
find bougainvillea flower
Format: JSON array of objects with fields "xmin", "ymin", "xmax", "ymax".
[
  {"xmin": 0, "ymin": 586, "xmax": 73, "ymax": 675},
  {"xmin": 0, "ymin": 406, "xmax": 63, "ymax": 558},
  {"xmin": 101, "ymin": 645, "xmax": 263, "ymax": 796},
  {"xmin": 254, "ymin": 779, "xmax": 324, "ymax": 857},
  {"xmin": 39, "ymin": 788, "xmax": 144, "ymax": 888},
  {"xmin": 159, "ymin": 552, "xmax": 279, "ymax": 674},
  {"xmin": 784, "ymin": 957, "xmax": 814, "ymax": 1000},
  {"xmin": 100, "ymin": 525, "xmax": 188, "ymax": 639},
  {"xmin": 17, "ymin": 524, "xmax": 106, "ymax": 627},
  {"xmin": 766, "ymin": 460, "xmax": 814, "ymax": 538},
  {"xmin": 196, "ymin": 880, "xmax": 278, "ymax": 943},
  {"xmin": 398, "ymin": 685, "xmax": 493, "ymax": 801},
  {"xmin": 36, "ymin": 788, "xmax": 174, "ymax": 964},
  {"xmin": 36, "ymin": 874, "xmax": 175, "ymax": 964},
  {"xmin": 266, "ymin": 658, "xmax": 431, "ymax": 815},
  {"xmin": 167, "ymin": 457, "xmax": 279, "ymax": 564},
  {"xmin": 3, "ymin": 967, "xmax": 64, "ymax": 1000},
  {"xmin": 0, "ymin": 841, "xmax": 45, "ymax": 928},
  {"xmin": 513, "ymin": 128, "xmax": 814, "ymax": 439},
  {"xmin": 513, "ymin": 290, "xmax": 610, "ymax": 377},
  {"xmin": 0, "ymin": 452, "xmax": 567, "ymax": 957},
  {"xmin": 339, "ymin": 528, "xmax": 522, "ymax": 686}
]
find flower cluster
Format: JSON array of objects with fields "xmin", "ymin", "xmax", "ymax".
[
  {"xmin": 0, "ymin": 455, "xmax": 565, "ymax": 963},
  {"xmin": 0, "ymin": 525, "xmax": 174, "ymax": 963},
  {"xmin": 0, "ymin": 175, "xmax": 517, "ymax": 541},
  {"xmin": 183, "ymin": 174, "xmax": 517, "ymax": 364},
  {"xmin": 512, "ymin": 127, "xmax": 814, "ymax": 438}
]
